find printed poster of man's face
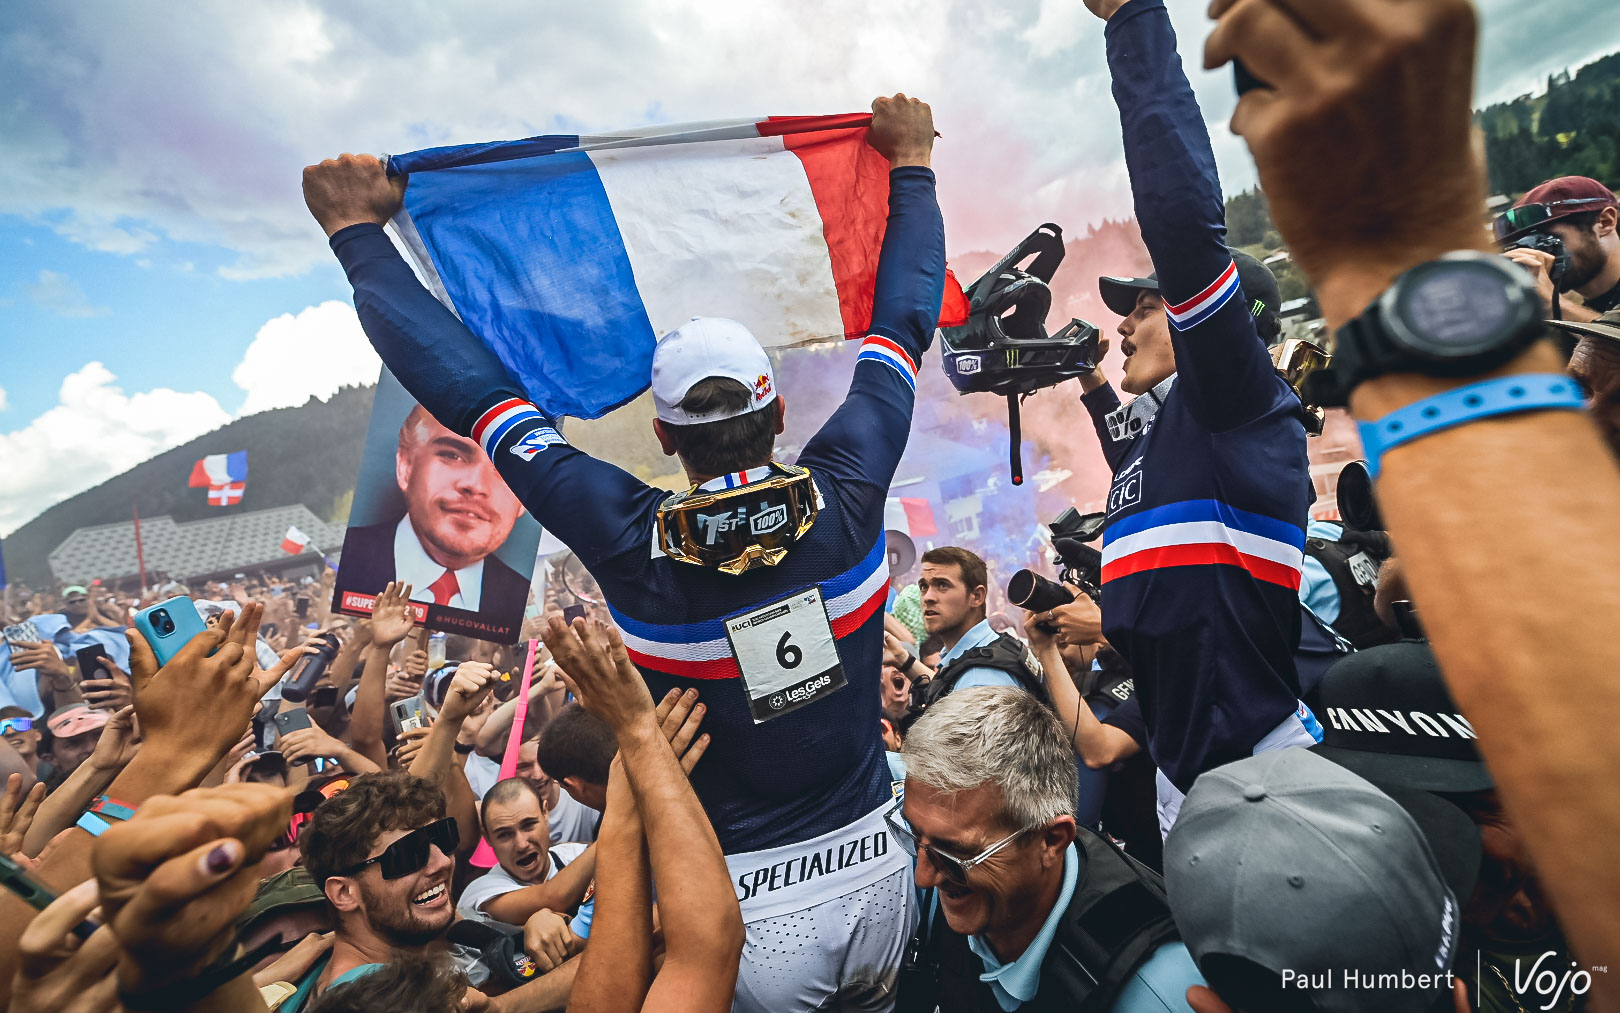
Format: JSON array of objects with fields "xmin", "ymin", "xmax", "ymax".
[{"xmin": 333, "ymin": 368, "xmax": 542, "ymax": 642}]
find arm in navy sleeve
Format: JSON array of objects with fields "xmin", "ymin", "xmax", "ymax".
[
  {"xmin": 1080, "ymin": 383, "xmax": 1132, "ymax": 473},
  {"xmin": 798, "ymin": 166, "xmax": 945, "ymax": 488},
  {"xmin": 1105, "ymin": 0, "xmax": 1281, "ymax": 432},
  {"xmin": 331, "ymin": 224, "xmax": 660, "ymax": 568}
]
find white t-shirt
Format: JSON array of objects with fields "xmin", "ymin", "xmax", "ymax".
[
  {"xmin": 548, "ymin": 789, "xmax": 601, "ymax": 846},
  {"xmin": 457, "ymin": 841, "xmax": 588, "ymax": 927},
  {"xmin": 463, "ymin": 753, "xmax": 501, "ymax": 800}
]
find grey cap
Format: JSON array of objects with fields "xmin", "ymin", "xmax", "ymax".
[{"xmin": 1165, "ymin": 749, "xmax": 1460, "ymax": 1013}]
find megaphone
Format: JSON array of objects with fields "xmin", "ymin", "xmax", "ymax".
[{"xmin": 886, "ymin": 530, "xmax": 917, "ymax": 578}]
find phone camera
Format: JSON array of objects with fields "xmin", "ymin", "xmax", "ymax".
[{"xmin": 151, "ymin": 608, "xmax": 175, "ymax": 636}]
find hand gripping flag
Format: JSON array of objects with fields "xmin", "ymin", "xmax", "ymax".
[
  {"xmin": 386, "ymin": 114, "xmax": 970, "ymax": 419},
  {"xmin": 189, "ymin": 452, "xmax": 248, "ymax": 507}
]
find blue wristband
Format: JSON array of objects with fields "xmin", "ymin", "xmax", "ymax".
[
  {"xmin": 76, "ymin": 811, "xmax": 113, "ymax": 837},
  {"xmin": 1358, "ymin": 374, "xmax": 1585, "ymax": 477}
]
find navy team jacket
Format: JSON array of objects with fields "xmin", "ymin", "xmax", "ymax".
[
  {"xmin": 1081, "ymin": 0, "xmax": 1314, "ymax": 794},
  {"xmin": 329, "ymin": 167, "xmax": 946, "ymax": 852}
]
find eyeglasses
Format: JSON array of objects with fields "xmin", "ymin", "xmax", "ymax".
[
  {"xmin": 1493, "ymin": 198, "xmax": 1612, "ymax": 242},
  {"xmin": 884, "ymin": 804, "xmax": 1031, "ymax": 886},
  {"xmin": 333, "ymin": 817, "xmax": 458, "ymax": 880},
  {"xmin": 0, "ymin": 718, "xmax": 32, "ymax": 735}
]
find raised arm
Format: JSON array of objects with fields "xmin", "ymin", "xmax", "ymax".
[
  {"xmin": 547, "ymin": 616, "xmax": 740, "ymax": 1013},
  {"xmin": 797, "ymin": 95, "xmax": 945, "ymax": 490},
  {"xmin": 1207, "ymin": 0, "xmax": 1620, "ymax": 981},
  {"xmin": 1101, "ymin": 0, "xmax": 1280, "ymax": 431},
  {"xmin": 305, "ymin": 156, "xmax": 662, "ymax": 569}
]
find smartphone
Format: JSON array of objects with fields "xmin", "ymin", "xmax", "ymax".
[
  {"xmin": 132, "ymin": 596, "xmax": 210, "ymax": 667},
  {"xmin": 295, "ymin": 597, "xmax": 310, "ymax": 618},
  {"xmin": 75, "ymin": 644, "xmax": 109, "ymax": 680},
  {"xmin": 390, "ymin": 696, "xmax": 425, "ymax": 735},
  {"xmin": 2, "ymin": 622, "xmax": 42, "ymax": 645},
  {"xmin": 0, "ymin": 854, "xmax": 98, "ymax": 939},
  {"xmin": 562, "ymin": 603, "xmax": 587, "ymax": 625},
  {"xmin": 274, "ymin": 707, "xmax": 313, "ymax": 737}
]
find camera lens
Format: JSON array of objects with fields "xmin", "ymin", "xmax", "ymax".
[{"xmin": 152, "ymin": 608, "xmax": 174, "ymax": 636}]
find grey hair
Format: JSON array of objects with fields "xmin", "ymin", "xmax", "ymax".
[{"xmin": 902, "ymin": 686, "xmax": 1078, "ymax": 828}]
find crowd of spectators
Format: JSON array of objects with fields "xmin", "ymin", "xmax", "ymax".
[{"xmin": 4, "ymin": 0, "xmax": 1620, "ymax": 1011}]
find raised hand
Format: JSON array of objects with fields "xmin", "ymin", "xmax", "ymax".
[
  {"xmin": 9, "ymin": 879, "xmax": 120, "ymax": 1013},
  {"xmin": 439, "ymin": 662, "xmax": 499, "ymax": 724},
  {"xmin": 125, "ymin": 604, "xmax": 265, "ymax": 766},
  {"xmin": 867, "ymin": 93, "xmax": 934, "ymax": 168},
  {"xmin": 369, "ymin": 581, "xmax": 417, "ymax": 649},
  {"xmin": 653, "ymin": 689, "xmax": 711, "ymax": 775},
  {"xmin": 302, "ymin": 153, "xmax": 408, "ymax": 238},
  {"xmin": 85, "ymin": 706, "xmax": 140, "ymax": 775},
  {"xmin": 394, "ymin": 726, "xmax": 432, "ymax": 769},
  {"xmin": 1203, "ymin": 0, "xmax": 1486, "ymax": 324},
  {"xmin": 80, "ymin": 658, "xmax": 133, "ymax": 711},
  {"xmin": 545, "ymin": 616, "xmax": 656, "ymax": 734},
  {"xmin": 91, "ymin": 783, "xmax": 292, "ymax": 995},
  {"xmin": 277, "ymin": 724, "xmax": 347, "ymax": 766},
  {"xmin": 0, "ymin": 772, "xmax": 46, "ymax": 857}
]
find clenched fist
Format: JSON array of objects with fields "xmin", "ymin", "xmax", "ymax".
[{"xmin": 302, "ymin": 153, "xmax": 408, "ymax": 237}]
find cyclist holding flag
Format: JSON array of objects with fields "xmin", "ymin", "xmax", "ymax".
[{"xmin": 304, "ymin": 94, "xmax": 943, "ymax": 1012}]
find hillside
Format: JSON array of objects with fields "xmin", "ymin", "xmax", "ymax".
[
  {"xmin": 1479, "ymin": 52, "xmax": 1620, "ymax": 197},
  {"xmin": 4, "ymin": 386, "xmax": 376, "ymax": 587}
]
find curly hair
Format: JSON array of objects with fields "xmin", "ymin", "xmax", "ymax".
[
  {"xmin": 305, "ymin": 955, "xmax": 468, "ymax": 1013},
  {"xmin": 301, "ymin": 771, "xmax": 447, "ymax": 885}
]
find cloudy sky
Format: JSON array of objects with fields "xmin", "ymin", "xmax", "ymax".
[{"xmin": 2, "ymin": 0, "xmax": 1616, "ymax": 536}]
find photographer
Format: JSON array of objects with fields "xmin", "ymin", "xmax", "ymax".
[
  {"xmin": 1074, "ymin": 0, "xmax": 1318, "ymax": 837},
  {"xmin": 1498, "ymin": 177, "xmax": 1620, "ymax": 323}
]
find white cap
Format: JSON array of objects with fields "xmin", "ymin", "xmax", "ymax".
[{"xmin": 651, "ymin": 317, "xmax": 777, "ymax": 425}]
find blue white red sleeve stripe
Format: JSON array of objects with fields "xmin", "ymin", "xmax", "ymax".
[
  {"xmin": 1165, "ymin": 260, "xmax": 1241, "ymax": 331},
  {"xmin": 856, "ymin": 336, "xmax": 919, "ymax": 390},
  {"xmin": 471, "ymin": 398, "xmax": 547, "ymax": 457},
  {"xmin": 610, "ymin": 538, "xmax": 890, "ymax": 679},
  {"xmin": 386, "ymin": 115, "xmax": 963, "ymax": 420},
  {"xmin": 1101, "ymin": 499, "xmax": 1305, "ymax": 590}
]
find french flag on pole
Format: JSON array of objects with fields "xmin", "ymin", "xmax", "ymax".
[
  {"xmin": 386, "ymin": 114, "xmax": 969, "ymax": 420},
  {"xmin": 281, "ymin": 526, "xmax": 312, "ymax": 556},
  {"xmin": 884, "ymin": 496, "xmax": 939, "ymax": 538},
  {"xmin": 189, "ymin": 452, "xmax": 248, "ymax": 507}
]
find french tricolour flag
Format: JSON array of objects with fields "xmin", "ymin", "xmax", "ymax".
[
  {"xmin": 387, "ymin": 114, "xmax": 969, "ymax": 420},
  {"xmin": 189, "ymin": 452, "xmax": 248, "ymax": 489}
]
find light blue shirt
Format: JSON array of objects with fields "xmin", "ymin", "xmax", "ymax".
[
  {"xmin": 965, "ymin": 844, "xmax": 1206, "ymax": 1012},
  {"xmin": 1297, "ymin": 521, "xmax": 1344, "ymax": 625},
  {"xmin": 939, "ymin": 619, "xmax": 1020, "ymax": 690}
]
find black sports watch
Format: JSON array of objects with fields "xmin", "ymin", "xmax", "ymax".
[{"xmin": 1302, "ymin": 251, "xmax": 1546, "ymax": 408}]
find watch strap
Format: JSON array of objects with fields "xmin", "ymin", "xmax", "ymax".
[{"xmin": 1358, "ymin": 374, "xmax": 1585, "ymax": 477}]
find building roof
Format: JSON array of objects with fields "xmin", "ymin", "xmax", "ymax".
[{"xmin": 48, "ymin": 505, "xmax": 345, "ymax": 584}]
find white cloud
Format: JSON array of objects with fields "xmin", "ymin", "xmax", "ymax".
[
  {"xmin": 22, "ymin": 269, "xmax": 109, "ymax": 317},
  {"xmin": 0, "ymin": 0, "xmax": 1607, "ymax": 281},
  {"xmin": 0, "ymin": 363, "xmax": 230, "ymax": 536},
  {"xmin": 232, "ymin": 300, "xmax": 380, "ymax": 415}
]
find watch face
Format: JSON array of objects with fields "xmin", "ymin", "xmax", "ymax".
[{"xmin": 1391, "ymin": 258, "xmax": 1530, "ymax": 359}]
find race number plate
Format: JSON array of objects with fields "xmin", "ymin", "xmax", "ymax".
[
  {"xmin": 725, "ymin": 587, "xmax": 846, "ymax": 724},
  {"xmin": 1346, "ymin": 551, "xmax": 1379, "ymax": 589}
]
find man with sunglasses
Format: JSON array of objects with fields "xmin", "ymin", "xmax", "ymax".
[
  {"xmin": 1497, "ymin": 176, "xmax": 1620, "ymax": 323},
  {"xmin": 894, "ymin": 687, "xmax": 1202, "ymax": 1013},
  {"xmin": 287, "ymin": 770, "xmax": 475, "ymax": 1010}
]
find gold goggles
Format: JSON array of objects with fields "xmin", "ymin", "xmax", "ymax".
[
  {"xmin": 1272, "ymin": 337, "xmax": 1332, "ymax": 435},
  {"xmin": 656, "ymin": 463, "xmax": 819, "ymax": 575}
]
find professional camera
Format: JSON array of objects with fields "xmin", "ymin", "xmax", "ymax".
[
  {"xmin": 1008, "ymin": 507, "xmax": 1107, "ymax": 633},
  {"xmin": 939, "ymin": 224, "xmax": 1101, "ymax": 485},
  {"xmin": 1501, "ymin": 230, "xmax": 1570, "ymax": 291}
]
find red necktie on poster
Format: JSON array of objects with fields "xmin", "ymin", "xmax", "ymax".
[
  {"xmin": 427, "ymin": 569, "xmax": 459, "ymax": 606},
  {"xmin": 469, "ymin": 638, "xmax": 541, "ymax": 869}
]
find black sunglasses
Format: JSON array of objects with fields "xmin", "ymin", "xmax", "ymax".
[{"xmin": 334, "ymin": 818, "xmax": 458, "ymax": 880}]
